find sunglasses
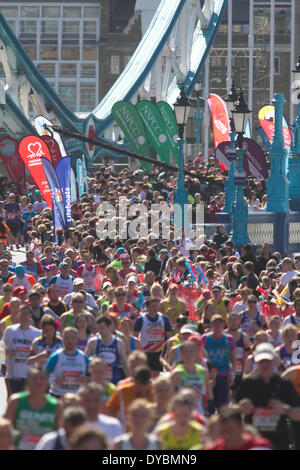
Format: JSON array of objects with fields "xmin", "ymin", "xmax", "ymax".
[
  {"xmin": 116, "ymin": 293, "xmax": 126, "ymax": 297},
  {"xmin": 73, "ymin": 300, "xmax": 84, "ymax": 303},
  {"xmin": 248, "ymin": 300, "xmax": 257, "ymax": 304}
]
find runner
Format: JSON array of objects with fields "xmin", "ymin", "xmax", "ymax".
[
  {"xmin": 45, "ymin": 327, "xmax": 89, "ymax": 398},
  {"xmin": 27, "ymin": 315, "xmax": 62, "ymax": 367},
  {"xmin": 133, "ymin": 297, "xmax": 172, "ymax": 376},
  {"xmin": 170, "ymin": 340, "xmax": 212, "ymax": 414},
  {"xmin": 155, "ymin": 392, "xmax": 205, "ymax": 450},
  {"xmin": 78, "ymin": 383, "xmax": 123, "ymax": 446},
  {"xmin": 112, "ymin": 399, "xmax": 160, "ymax": 450},
  {"xmin": 60, "ymin": 292, "xmax": 95, "ymax": 333},
  {"xmin": 4, "ymin": 367, "xmax": 61, "ymax": 450},
  {"xmin": 237, "ymin": 343, "xmax": 300, "ymax": 450},
  {"xmin": 201, "ymin": 314, "xmax": 236, "ymax": 414},
  {"xmin": 86, "ymin": 315, "xmax": 129, "ymax": 384},
  {"xmin": 204, "ymin": 405, "xmax": 273, "ymax": 450},
  {"xmin": 2, "ymin": 304, "xmax": 40, "ymax": 395}
]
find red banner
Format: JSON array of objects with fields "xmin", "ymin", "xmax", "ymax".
[
  {"xmin": 18, "ymin": 136, "xmax": 53, "ymax": 209},
  {"xmin": 41, "ymin": 135, "xmax": 62, "ymax": 167},
  {"xmin": 208, "ymin": 94, "xmax": 230, "ymax": 169},
  {"xmin": 0, "ymin": 137, "xmax": 25, "ymax": 190}
]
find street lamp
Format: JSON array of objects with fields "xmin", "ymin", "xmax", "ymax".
[
  {"xmin": 173, "ymin": 83, "xmax": 191, "ymax": 138},
  {"xmin": 173, "ymin": 83, "xmax": 191, "ymax": 230},
  {"xmin": 222, "ymin": 81, "xmax": 239, "ymax": 214},
  {"xmin": 231, "ymin": 88, "xmax": 251, "ymax": 246},
  {"xmin": 232, "ymin": 88, "xmax": 251, "ymax": 148}
]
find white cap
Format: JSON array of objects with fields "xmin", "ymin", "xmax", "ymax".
[
  {"xmin": 73, "ymin": 278, "xmax": 84, "ymax": 286},
  {"xmin": 127, "ymin": 276, "xmax": 138, "ymax": 284},
  {"xmin": 180, "ymin": 325, "xmax": 195, "ymax": 335},
  {"xmin": 254, "ymin": 343, "xmax": 276, "ymax": 362},
  {"xmin": 103, "ymin": 281, "xmax": 112, "ymax": 289}
]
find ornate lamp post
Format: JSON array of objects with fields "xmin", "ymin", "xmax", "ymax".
[
  {"xmin": 222, "ymin": 81, "xmax": 239, "ymax": 214},
  {"xmin": 173, "ymin": 83, "xmax": 191, "ymax": 229},
  {"xmin": 231, "ymin": 88, "xmax": 251, "ymax": 246}
]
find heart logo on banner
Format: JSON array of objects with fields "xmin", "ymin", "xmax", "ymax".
[
  {"xmin": 27, "ymin": 142, "xmax": 45, "ymax": 159},
  {"xmin": 19, "ymin": 135, "xmax": 53, "ymax": 209}
]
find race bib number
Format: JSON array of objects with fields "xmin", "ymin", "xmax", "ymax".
[
  {"xmin": 147, "ymin": 324, "xmax": 164, "ymax": 343},
  {"xmin": 15, "ymin": 346, "xmax": 30, "ymax": 364},
  {"xmin": 62, "ymin": 371, "xmax": 81, "ymax": 390},
  {"xmin": 19, "ymin": 434, "xmax": 41, "ymax": 450},
  {"xmin": 253, "ymin": 407, "xmax": 280, "ymax": 432}
]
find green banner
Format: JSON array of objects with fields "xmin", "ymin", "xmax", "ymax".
[
  {"xmin": 112, "ymin": 102, "xmax": 151, "ymax": 172},
  {"xmin": 76, "ymin": 158, "xmax": 85, "ymax": 198},
  {"xmin": 156, "ymin": 101, "xmax": 179, "ymax": 165},
  {"xmin": 136, "ymin": 101, "xmax": 170, "ymax": 163}
]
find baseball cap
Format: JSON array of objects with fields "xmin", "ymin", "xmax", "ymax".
[
  {"xmin": 180, "ymin": 325, "xmax": 195, "ymax": 335},
  {"xmin": 13, "ymin": 286, "xmax": 27, "ymax": 296},
  {"xmin": 15, "ymin": 265, "xmax": 25, "ymax": 277},
  {"xmin": 228, "ymin": 256, "xmax": 238, "ymax": 262},
  {"xmin": 254, "ymin": 343, "xmax": 276, "ymax": 362},
  {"xmin": 73, "ymin": 278, "xmax": 84, "ymax": 286},
  {"xmin": 117, "ymin": 247, "xmax": 126, "ymax": 254},
  {"xmin": 9, "ymin": 193, "xmax": 15, "ymax": 198},
  {"xmin": 103, "ymin": 281, "xmax": 112, "ymax": 289},
  {"xmin": 59, "ymin": 262, "xmax": 68, "ymax": 269},
  {"xmin": 127, "ymin": 276, "xmax": 138, "ymax": 284}
]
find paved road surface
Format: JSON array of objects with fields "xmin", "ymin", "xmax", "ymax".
[{"xmin": 0, "ymin": 247, "xmax": 26, "ymax": 416}]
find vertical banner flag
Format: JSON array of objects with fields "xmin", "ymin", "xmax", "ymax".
[
  {"xmin": 136, "ymin": 101, "xmax": 170, "ymax": 163},
  {"xmin": 70, "ymin": 168, "xmax": 77, "ymax": 202},
  {"xmin": 41, "ymin": 135, "xmax": 62, "ymax": 167},
  {"xmin": 207, "ymin": 93, "xmax": 230, "ymax": 152},
  {"xmin": 258, "ymin": 105, "xmax": 291, "ymax": 150},
  {"xmin": 82, "ymin": 155, "xmax": 89, "ymax": 194},
  {"xmin": 18, "ymin": 136, "xmax": 53, "ymax": 209},
  {"xmin": 111, "ymin": 102, "xmax": 151, "ymax": 172},
  {"xmin": 156, "ymin": 101, "xmax": 179, "ymax": 164},
  {"xmin": 0, "ymin": 137, "xmax": 25, "ymax": 190},
  {"xmin": 76, "ymin": 158, "xmax": 85, "ymax": 198},
  {"xmin": 34, "ymin": 115, "xmax": 67, "ymax": 157},
  {"xmin": 55, "ymin": 157, "xmax": 72, "ymax": 227},
  {"xmin": 216, "ymin": 139, "xmax": 268, "ymax": 180},
  {"xmin": 40, "ymin": 157, "xmax": 67, "ymax": 230}
]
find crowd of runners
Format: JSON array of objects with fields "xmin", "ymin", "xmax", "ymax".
[{"xmin": 0, "ymin": 158, "xmax": 300, "ymax": 450}]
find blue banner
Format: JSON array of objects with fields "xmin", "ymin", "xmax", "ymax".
[
  {"xmin": 76, "ymin": 159, "xmax": 85, "ymax": 198},
  {"xmin": 40, "ymin": 157, "xmax": 67, "ymax": 231},
  {"xmin": 55, "ymin": 157, "xmax": 72, "ymax": 227}
]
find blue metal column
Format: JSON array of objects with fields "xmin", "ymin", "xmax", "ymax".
[
  {"xmin": 267, "ymin": 94, "xmax": 289, "ymax": 213},
  {"xmin": 231, "ymin": 148, "xmax": 250, "ymax": 246},
  {"xmin": 174, "ymin": 137, "xmax": 189, "ymax": 228}
]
